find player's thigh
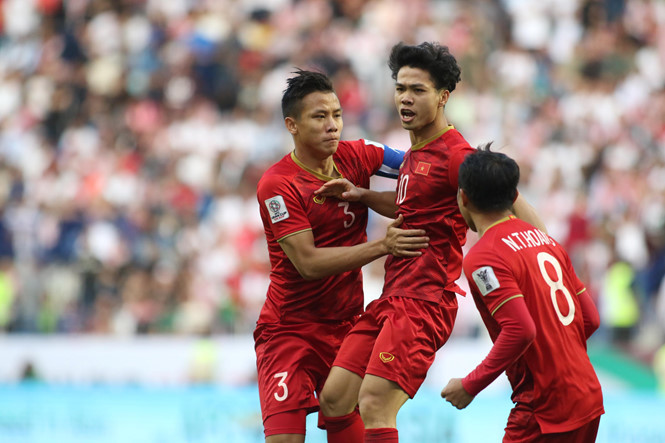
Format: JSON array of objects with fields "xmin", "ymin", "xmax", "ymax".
[
  {"xmin": 542, "ymin": 416, "xmax": 601, "ymax": 443},
  {"xmin": 331, "ymin": 309, "xmax": 381, "ymax": 377},
  {"xmin": 504, "ymin": 402, "xmax": 536, "ymax": 442},
  {"xmin": 319, "ymin": 366, "xmax": 363, "ymax": 415},
  {"xmin": 255, "ymin": 324, "xmax": 342, "ymax": 422},
  {"xmin": 364, "ymin": 297, "xmax": 456, "ymax": 398},
  {"xmin": 358, "ymin": 373, "xmax": 409, "ymax": 427},
  {"xmin": 265, "ymin": 435, "xmax": 305, "ymax": 443},
  {"xmin": 264, "ymin": 409, "xmax": 308, "ymax": 441}
]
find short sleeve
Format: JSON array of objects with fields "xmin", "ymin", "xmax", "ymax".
[
  {"xmin": 362, "ymin": 139, "xmax": 405, "ymax": 179},
  {"xmin": 351, "ymin": 139, "xmax": 405, "ymax": 180},
  {"xmin": 448, "ymin": 145, "xmax": 475, "ymax": 188},
  {"xmin": 257, "ymin": 174, "xmax": 312, "ymax": 242},
  {"xmin": 464, "ymin": 249, "xmax": 523, "ymax": 316}
]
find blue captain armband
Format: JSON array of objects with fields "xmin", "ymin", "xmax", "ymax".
[{"xmin": 363, "ymin": 139, "xmax": 404, "ymax": 179}]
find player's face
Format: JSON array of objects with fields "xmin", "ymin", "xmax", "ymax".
[
  {"xmin": 394, "ymin": 66, "xmax": 448, "ymax": 136},
  {"xmin": 289, "ymin": 91, "xmax": 343, "ymax": 160}
]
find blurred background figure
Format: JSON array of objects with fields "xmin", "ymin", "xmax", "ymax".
[{"xmin": 0, "ymin": 0, "xmax": 663, "ymax": 372}]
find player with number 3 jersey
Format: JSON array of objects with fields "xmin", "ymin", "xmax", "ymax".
[
  {"xmin": 255, "ymin": 70, "xmax": 429, "ymax": 443},
  {"xmin": 441, "ymin": 144, "xmax": 604, "ymax": 442}
]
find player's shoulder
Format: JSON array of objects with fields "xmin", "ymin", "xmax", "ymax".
[
  {"xmin": 336, "ymin": 139, "xmax": 373, "ymax": 154},
  {"xmin": 442, "ymin": 128, "xmax": 474, "ymax": 152},
  {"xmin": 466, "ymin": 238, "xmax": 498, "ymax": 263},
  {"xmin": 257, "ymin": 155, "xmax": 297, "ymax": 192}
]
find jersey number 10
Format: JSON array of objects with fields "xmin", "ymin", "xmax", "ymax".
[{"xmin": 396, "ymin": 174, "xmax": 409, "ymax": 205}]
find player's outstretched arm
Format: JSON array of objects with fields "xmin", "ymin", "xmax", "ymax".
[
  {"xmin": 279, "ymin": 217, "xmax": 428, "ymax": 280},
  {"xmin": 512, "ymin": 192, "xmax": 547, "ymax": 234},
  {"xmin": 443, "ymin": 298, "xmax": 536, "ymax": 409},
  {"xmin": 315, "ymin": 178, "xmax": 398, "ymax": 218}
]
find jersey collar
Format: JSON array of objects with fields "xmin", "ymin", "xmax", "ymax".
[
  {"xmin": 486, "ymin": 215, "xmax": 517, "ymax": 233},
  {"xmin": 411, "ymin": 125, "xmax": 454, "ymax": 151},
  {"xmin": 291, "ymin": 151, "xmax": 343, "ymax": 181}
]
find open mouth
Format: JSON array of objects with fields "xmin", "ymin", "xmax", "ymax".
[{"xmin": 400, "ymin": 109, "xmax": 415, "ymax": 122}]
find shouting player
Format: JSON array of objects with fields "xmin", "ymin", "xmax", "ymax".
[{"xmin": 316, "ymin": 42, "xmax": 545, "ymax": 442}]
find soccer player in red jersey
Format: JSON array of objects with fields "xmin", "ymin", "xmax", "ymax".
[
  {"xmin": 441, "ymin": 144, "xmax": 604, "ymax": 442},
  {"xmin": 315, "ymin": 43, "xmax": 545, "ymax": 442},
  {"xmin": 255, "ymin": 70, "xmax": 430, "ymax": 443}
]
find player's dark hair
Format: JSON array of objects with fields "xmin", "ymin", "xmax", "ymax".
[
  {"xmin": 458, "ymin": 143, "xmax": 520, "ymax": 212},
  {"xmin": 388, "ymin": 42, "xmax": 461, "ymax": 92},
  {"xmin": 281, "ymin": 69, "xmax": 335, "ymax": 119}
]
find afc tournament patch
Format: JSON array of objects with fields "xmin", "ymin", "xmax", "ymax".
[
  {"xmin": 265, "ymin": 195, "xmax": 290, "ymax": 223},
  {"xmin": 472, "ymin": 266, "xmax": 500, "ymax": 296}
]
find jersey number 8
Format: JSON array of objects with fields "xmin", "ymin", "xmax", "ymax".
[{"xmin": 537, "ymin": 252, "xmax": 575, "ymax": 326}]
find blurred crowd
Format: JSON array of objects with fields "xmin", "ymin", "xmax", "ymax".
[{"xmin": 0, "ymin": 0, "xmax": 663, "ymax": 362}]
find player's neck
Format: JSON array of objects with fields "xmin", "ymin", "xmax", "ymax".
[
  {"xmin": 409, "ymin": 114, "xmax": 450, "ymax": 145},
  {"xmin": 474, "ymin": 211, "xmax": 514, "ymax": 237},
  {"xmin": 293, "ymin": 150, "xmax": 338, "ymax": 177}
]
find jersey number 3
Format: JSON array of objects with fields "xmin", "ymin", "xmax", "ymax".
[
  {"xmin": 273, "ymin": 371, "xmax": 288, "ymax": 401},
  {"xmin": 338, "ymin": 202, "xmax": 356, "ymax": 228},
  {"xmin": 537, "ymin": 252, "xmax": 575, "ymax": 326}
]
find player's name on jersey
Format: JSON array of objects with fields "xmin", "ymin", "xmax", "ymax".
[{"xmin": 501, "ymin": 229, "xmax": 554, "ymax": 252}]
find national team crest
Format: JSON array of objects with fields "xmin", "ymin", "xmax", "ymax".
[
  {"xmin": 415, "ymin": 161, "xmax": 431, "ymax": 176},
  {"xmin": 265, "ymin": 195, "xmax": 290, "ymax": 223}
]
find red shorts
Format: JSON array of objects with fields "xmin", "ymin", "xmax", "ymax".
[
  {"xmin": 504, "ymin": 402, "xmax": 602, "ymax": 443},
  {"xmin": 333, "ymin": 295, "xmax": 457, "ymax": 398},
  {"xmin": 254, "ymin": 319, "xmax": 356, "ymax": 436}
]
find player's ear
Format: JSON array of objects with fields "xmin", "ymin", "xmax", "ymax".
[
  {"xmin": 458, "ymin": 188, "xmax": 469, "ymax": 207},
  {"xmin": 285, "ymin": 117, "xmax": 298, "ymax": 135},
  {"xmin": 439, "ymin": 89, "xmax": 450, "ymax": 108}
]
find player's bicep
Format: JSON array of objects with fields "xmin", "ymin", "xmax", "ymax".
[
  {"xmin": 492, "ymin": 296, "xmax": 537, "ymax": 349},
  {"xmin": 259, "ymin": 181, "xmax": 311, "ymax": 240},
  {"xmin": 362, "ymin": 139, "xmax": 404, "ymax": 179},
  {"xmin": 278, "ymin": 230, "xmax": 317, "ymax": 277}
]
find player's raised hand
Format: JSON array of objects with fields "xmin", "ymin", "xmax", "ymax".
[
  {"xmin": 441, "ymin": 378, "xmax": 474, "ymax": 410},
  {"xmin": 383, "ymin": 215, "xmax": 429, "ymax": 257},
  {"xmin": 314, "ymin": 178, "xmax": 361, "ymax": 201}
]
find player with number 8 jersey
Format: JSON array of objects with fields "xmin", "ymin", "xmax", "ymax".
[
  {"xmin": 441, "ymin": 144, "xmax": 604, "ymax": 442},
  {"xmin": 462, "ymin": 216, "xmax": 604, "ymax": 434}
]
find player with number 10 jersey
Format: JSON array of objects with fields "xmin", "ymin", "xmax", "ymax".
[{"xmin": 383, "ymin": 125, "xmax": 474, "ymax": 302}]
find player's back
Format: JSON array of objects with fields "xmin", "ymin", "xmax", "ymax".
[{"xmin": 475, "ymin": 217, "xmax": 604, "ymax": 433}]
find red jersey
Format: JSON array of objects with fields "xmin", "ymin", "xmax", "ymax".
[
  {"xmin": 464, "ymin": 216, "xmax": 604, "ymax": 433},
  {"xmin": 257, "ymin": 140, "xmax": 390, "ymax": 324},
  {"xmin": 382, "ymin": 126, "xmax": 475, "ymax": 302}
]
